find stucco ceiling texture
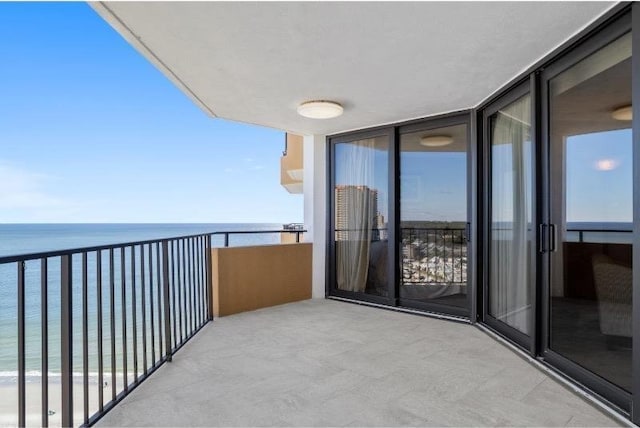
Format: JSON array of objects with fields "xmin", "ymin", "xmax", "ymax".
[{"xmin": 96, "ymin": 1, "xmax": 616, "ymax": 135}]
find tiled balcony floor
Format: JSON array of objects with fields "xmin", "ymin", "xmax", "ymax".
[{"xmin": 97, "ymin": 299, "xmax": 622, "ymax": 427}]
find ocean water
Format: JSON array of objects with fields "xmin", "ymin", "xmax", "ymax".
[{"xmin": 0, "ymin": 223, "xmax": 284, "ymax": 381}]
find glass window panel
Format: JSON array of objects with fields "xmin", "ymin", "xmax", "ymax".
[
  {"xmin": 399, "ymin": 124, "xmax": 468, "ymax": 308},
  {"xmin": 334, "ymin": 136, "xmax": 389, "ymax": 296},
  {"xmin": 549, "ymin": 32, "xmax": 632, "ymax": 391}
]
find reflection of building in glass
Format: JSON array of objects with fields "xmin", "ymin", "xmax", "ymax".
[{"xmin": 335, "ymin": 185, "xmax": 379, "ymax": 241}]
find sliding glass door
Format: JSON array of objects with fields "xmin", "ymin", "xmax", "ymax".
[
  {"xmin": 328, "ymin": 116, "xmax": 471, "ymax": 317},
  {"xmin": 542, "ymin": 25, "xmax": 633, "ymax": 408},
  {"xmin": 483, "ymin": 84, "xmax": 534, "ymax": 348},
  {"xmin": 398, "ymin": 117, "xmax": 470, "ymax": 316}
]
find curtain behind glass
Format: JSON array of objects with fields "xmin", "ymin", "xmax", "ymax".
[
  {"xmin": 489, "ymin": 94, "xmax": 532, "ymax": 334},
  {"xmin": 335, "ymin": 139, "xmax": 375, "ymax": 292}
]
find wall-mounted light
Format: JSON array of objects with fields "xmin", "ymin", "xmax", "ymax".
[
  {"xmin": 297, "ymin": 100, "xmax": 343, "ymax": 119},
  {"xmin": 420, "ymin": 135, "xmax": 453, "ymax": 147},
  {"xmin": 611, "ymin": 105, "xmax": 632, "ymax": 121}
]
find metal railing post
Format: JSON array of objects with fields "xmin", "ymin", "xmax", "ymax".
[
  {"xmin": 17, "ymin": 261, "xmax": 25, "ymax": 428},
  {"xmin": 206, "ymin": 235, "xmax": 213, "ymax": 321},
  {"xmin": 162, "ymin": 240, "xmax": 173, "ymax": 361},
  {"xmin": 60, "ymin": 255, "xmax": 73, "ymax": 428},
  {"xmin": 224, "ymin": 232, "xmax": 229, "ymax": 247}
]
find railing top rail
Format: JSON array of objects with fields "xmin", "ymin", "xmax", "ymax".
[
  {"xmin": 566, "ymin": 228, "xmax": 631, "ymax": 233},
  {"xmin": 0, "ymin": 229, "xmax": 306, "ymax": 265},
  {"xmin": 0, "ymin": 232, "xmax": 214, "ymax": 264},
  {"xmin": 211, "ymin": 229, "xmax": 307, "ymax": 235},
  {"xmin": 400, "ymin": 227, "xmax": 466, "ymax": 231}
]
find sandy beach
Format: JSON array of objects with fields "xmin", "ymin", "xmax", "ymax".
[{"xmin": 0, "ymin": 373, "xmax": 131, "ymax": 427}]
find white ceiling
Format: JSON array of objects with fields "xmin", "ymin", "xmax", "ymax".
[{"xmin": 92, "ymin": 1, "xmax": 616, "ymax": 136}]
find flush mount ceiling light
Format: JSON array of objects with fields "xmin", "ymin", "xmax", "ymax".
[
  {"xmin": 611, "ymin": 105, "xmax": 632, "ymax": 121},
  {"xmin": 420, "ymin": 135, "xmax": 453, "ymax": 147},
  {"xmin": 594, "ymin": 158, "xmax": 620, "ymax": 171},
  {"xmin": 297, "ymin": 100, "xmax": 343, "ymax": 119}
]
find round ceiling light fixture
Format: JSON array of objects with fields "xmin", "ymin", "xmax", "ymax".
[
  {"xmin": 611, "ymin": 105, "xmax": 632, "ymax": 121},
  {"xmin": 595, "ymin": 158, "xmax": 620, "ymax": 171},
  {"xmin": 297, "ymin": 100, "xmax": 343, "ymax": 119},
  {"xmin": 420, "ymin": 135, "xmax": 453, "ymax": 147}
]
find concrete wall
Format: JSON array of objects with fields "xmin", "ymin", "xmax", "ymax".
[
  {"xmin": 303, "ymin": 134, "xmax": 327, "ymax": 298},
  {"xmin": 211, "ymin": 243, "xmax": 312, "ymax": 317}
]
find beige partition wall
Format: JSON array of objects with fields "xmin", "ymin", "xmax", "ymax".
[{"xmin": 211, "ymin": 243, "xmax": 312, "ymax": 317}]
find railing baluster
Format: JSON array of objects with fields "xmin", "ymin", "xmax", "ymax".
[
  {"xmin": 171, "ymin": 241, "xmax": 178, "ymax": 350},
  {"xmin": 162, "ymin": 241, "xmax": 172, "ymax": 361},
  {"xmin": 177, "ymin": 240, "xmax": 184, "ymax": 344},
  {"xmin": 121, "ymin": 247, "xmax": 128, "ymax": 392},
  {"xmin": 131, "ymin": 246, "xmax": 138, "ymax": 382},
  {"xmin": 156, "ymin": 242, "xmax": 163, "ymax": 357},
  {"xmin": 198, "ymin": 236, "xmax": 204, "ymax": 325},
  {"xmin": 189, "ymin": 238, "xmax": 195, "ymax": 332},
  {"xmin": 97, "ymin": 251, "xmax": 104, "ymax": 413},
  {"xmin": 17, "ymin": 261, "xmax": 25, "ymax": 428},
  {"xmin": 82, "ymin": 252, "xmax": 89, "ymax": 424},
  {"xmin": 60, "ymin": 255, "xmax": 73, "ymax": 428},
  {"xmin": 148, "ymin": 243, "xmax": 156, "ymax": 365},
  {"xmin": 140, "ymin": 245, "xmax": 147, "ymax": 374},
  {"xmin": 193, "ymin": 237, "xmax": 199, "ymax": 327},
  {"xmin": 41, "ymin": 258, "xmax": 49, "ymax": 427},
  {"xmin": 206, "ymin": 235, "xmax": 213, "ymax": 321},
  {"xmin": 181, "ymin": 239, "xmax": 187, "ymax": 342},
  {"xmin": 109, "ymin": 249, "xmax": 116, "ymax": 401}
]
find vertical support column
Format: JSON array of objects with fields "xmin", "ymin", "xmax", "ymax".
[
  {"xmin": 60, "ymin": 255, "xmax": 73, "ymax": 428},
  {"xmin": 469, "ymin": 110, "xmax": 479, "ymax": 324},
  {"xmin": 303, "ymin": 134, "xmax": 327, "ymax": 298},
  {"xmin": 388, "ymin": 127, "xmax": 400, "ymax": 304},
  {"xmin": 162, "ymin": 241, "xmax": 173, "ymax": 361}
]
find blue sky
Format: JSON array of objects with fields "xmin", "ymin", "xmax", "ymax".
[{"xmin": 0, "ymin": 2, "xmax": 302, "ymax": 223}]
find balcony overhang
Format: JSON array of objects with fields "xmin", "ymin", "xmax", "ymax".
[{"xmin": 91, "ymin": 1, "xmax": 616, "ymax": 135}]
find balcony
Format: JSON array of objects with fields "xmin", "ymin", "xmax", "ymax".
[
  {"xmin": 95, "ymin": 299, "xmax": 620, "ymax": 427},
  {"xmin": 0, "ymin": 229, "xmax": 309, "ymax": 427},
  {"xmin": 0, "ymin": 227, "xmax": 625, "ymax": 427}
]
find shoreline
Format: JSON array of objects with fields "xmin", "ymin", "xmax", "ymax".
[{"xmin": 0, "ymin": 380, "xmax": 105, "ymax": 427}]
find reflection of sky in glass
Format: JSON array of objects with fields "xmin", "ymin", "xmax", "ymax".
[
  {"xmin": 566, "ymin": 129, "xmax": 632, "ymax": 223},
  {"xmin": 334, "ymin": 127, "xmax": 633, "ymax": 226},
  {"xmin": 400, "ymin": 152, "xmax": 466, "ymax": 221}
]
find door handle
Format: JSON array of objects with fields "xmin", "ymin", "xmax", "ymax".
[
  {"xmin": 538, "ymin": 224, "xmax": 546, "ymax": 253},
  {"xmin": 549, "ymin": 224, "xmax": 557, "ymax": 252}
]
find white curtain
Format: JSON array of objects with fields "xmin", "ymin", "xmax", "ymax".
[
  {"xmin": 490, "ymin": 95, "xmax": 531, "ymax": 334},
  {"xmin": 336, "ymin": 139, "xmax": 375, "ymax": 292}
]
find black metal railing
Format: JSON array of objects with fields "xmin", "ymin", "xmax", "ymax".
[
  {"xmin": 213, "ymin": 229, "xmax": 305, "ymax": 247},
  {"xmin": 0, "ymin": 234, "xmax": 213, "ymax": 427},
  {"xmin": 566, "ymin": 227, "xmax": 632, "ymax": 243},
  {"xmin": 333, "ymin": 227, "xmax": 467, "ymax": 285},
  {"xmin": 0, "ymin": 228, "xmax": 305, "ymax": 427},
  {"xmin": 401, "ymin": 228, "xmax": 467, "ymax": 285}
]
